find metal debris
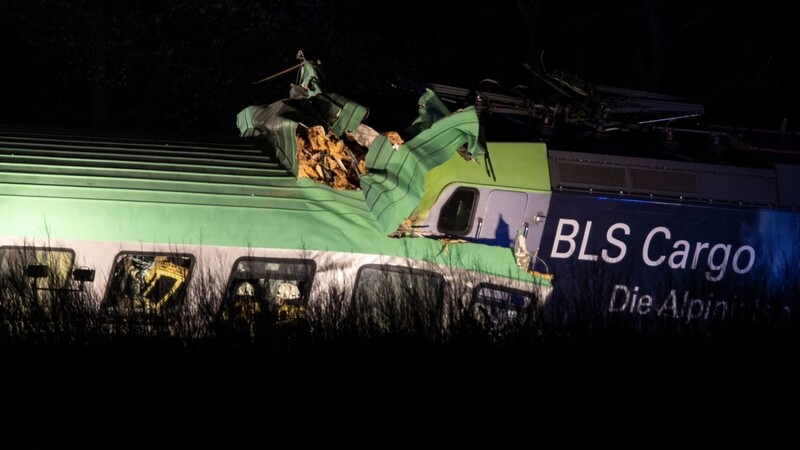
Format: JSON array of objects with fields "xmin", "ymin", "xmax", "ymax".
[
  {"xmin": 296, "ymin": 124, "xmax": 405, "ymax": 190},
  {"xmin": 296, "ymin": 125, "xmax": 368, "ymax": 190}
]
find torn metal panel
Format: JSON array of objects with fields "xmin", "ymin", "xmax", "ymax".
[
  {"xmin": 290, "ymin": 61, "xmax": 323, "ymax": 99},
  {"xmin": 236, "ymin": 101, "xmax": 302, "ymax": 175},
  {"xmin": 323, "ymin": 93, "xmax": 370, "ymax": 135},
  {"xmin": 238, "ymin": 82, "xmax": 485, "ymax": 235},
  {"xmin": 360, "ymin": 100, "xmax": 483, "ymax": 234},
  {"xmin": 236, "ymin": 95, "xmax": 367, "ymax": 176},
  {"xmin": 405, "ymin": 88, "xmax": 452, "ymax": 139}
]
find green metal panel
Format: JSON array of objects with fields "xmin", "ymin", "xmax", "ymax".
[
  {"xmin": 361, "ymin": 102, "xmax": 483, "ymax": 234},
  {"xmin": 236, "ymin": 94, "xmax": 368, "ymax": 175},
  {"xmin": 330, "ymin": 96, "xmax": 369, "ymax": 135},
  {"xmin": 405, "ymin": 88, "xmax": 452, "ymax": 139},
  {"xmin": 236, "ymin": 101, "xmax": 301, "ymax": 175},
  {"xmin": 413, "ymin": 141, "xmax": 552, "ymax": 218},
  {"xmin": 0, "ymin": 193, "xmax": 546, "ymax": 285},
  {"xmin": 0, "ymin": 113, "xmax": 550, "ymax": 286}
]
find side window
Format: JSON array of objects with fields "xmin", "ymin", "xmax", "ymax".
[
  {"xmin": 103, "ymin": 252, "xmax": 194, "ymax": 314},
  {"xmin": 0, "ymin": 246, "xmax": 75, "ymax": 290},
  {"xmin": 353, "ymin": 264, "xmax": 444, "ymax": 304},
  {"xmin": 226, "ymin": 257, "xmax": 317, "ymax": 320},
  {"xmin": 472, "ymin": 283, "xmax": 534, "ymax": 324},
  {"xmin": 437, "ymin": 187, "xmax": 478, "ymax": 236}
]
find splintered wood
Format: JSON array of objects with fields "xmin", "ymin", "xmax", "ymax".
[{"xmin": 296, "ymin": 125, "xmax": 368, "ymax": 190}]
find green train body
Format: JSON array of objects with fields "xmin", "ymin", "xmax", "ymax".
[
  {"xmin": 4, "ymin": 84, "xmax": 798, "ymax": 336},
  {"xmin": 0, "ymin": 99, "xmax": 554, "ymax": 331}
]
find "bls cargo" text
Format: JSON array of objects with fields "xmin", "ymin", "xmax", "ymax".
[{"xmin": 550, "ymin": 219, "xmax": 755, "ymax": 282}]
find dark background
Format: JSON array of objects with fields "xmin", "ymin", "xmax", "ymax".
[{"xmin": 2, "ymin": 0, "xmax": 800, "ymax": 137}]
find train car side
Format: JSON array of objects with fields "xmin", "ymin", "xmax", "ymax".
[{"xmin": 0, "ymin": 127, "xmax": 552, "ymax": 336}]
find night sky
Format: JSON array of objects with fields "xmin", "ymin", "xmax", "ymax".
[{"xmin": 2, "ymin": 1, "xmax": 800, "ymax": 136}]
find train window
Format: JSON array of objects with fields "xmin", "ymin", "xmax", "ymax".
[
  {"xmin": 437, "ymin": 187, "xmax": 478, "ymax": 236},
  {"xmin": 223, "ymin": 257, "xmax": 316, "ymax": 323},
  {"xmin": 353, "ymin": 264, "xmax": 445, "ymax": 304},
  {"xmin": 0, "ymin": 246, "xmax": 75, "ymax": 290},
  {"xmin": 472, "ymin": 283, "xmax": 534, "ymax": 325},
  {"xmin": 103, "ymin": 252, "xmax": 194, "ymax": 314}
]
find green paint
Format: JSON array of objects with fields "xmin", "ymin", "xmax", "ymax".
[
  {"xmin": 361, "ymin": 104, "xmax": 483, "ymax": 234},
  {"xmin": 1, "ymin": 92, "xmax": 554, "ymax": 287},
  {"xmin": 413, "ymin": 141, "xmax": 551, "ymax": 219}
]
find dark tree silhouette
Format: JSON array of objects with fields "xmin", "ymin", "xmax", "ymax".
[{"xmin": 1, "ymin": 0, "xmax": 799, "ymax": 133}]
